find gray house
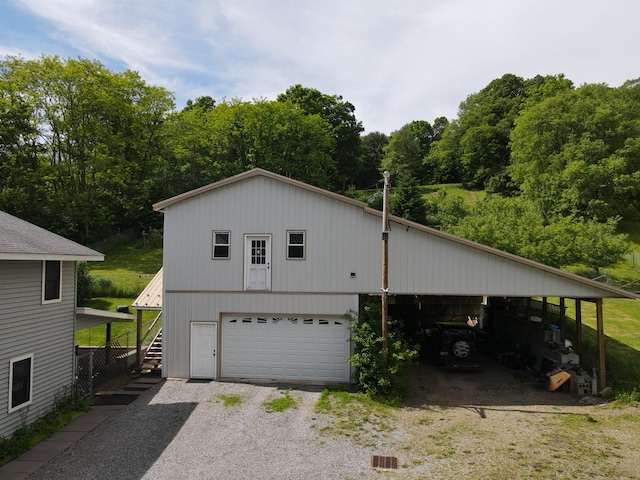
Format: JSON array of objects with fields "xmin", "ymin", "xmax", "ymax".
[
  {"xmin": 0, "ymin": 211, "xmax": 103, "ymax": 439},
  {"xmin": 153, "ymin": 169, "xmax": 636, "ymax": 385}
]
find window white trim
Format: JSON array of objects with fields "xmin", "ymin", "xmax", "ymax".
[
  {"xmin": 8, "ymin": 353, "xmax": 34, "ymax": 413},
  {"xmin": 212, "ymin": 231, "xmax": 231, "ymax": 259},
  {"xmin": 286, "ymin": 230, "xmax": 306, "ymax": 260},
  {"xmin": 42, "ymin": 260, "xmax": 62, "ymax": 304}
]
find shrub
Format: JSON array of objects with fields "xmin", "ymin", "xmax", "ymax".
[
  {"xmin": 348, "ymin": 302, "xmax": 419, "ymax": 401},
  {"xmin": 0, "ymin": 388, "xmax": 89, "ymax": 466},
  {"xmin": 76, "ymin": 261, "xmax": 94, "ymax": 306}
]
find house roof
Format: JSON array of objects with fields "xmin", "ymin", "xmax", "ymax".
[
  {"xmin": 0, "ymin": 210, "xmax": 104, "ymax": 261},
  {"xmin": 153, "ymin": 168, "xmax": 637, "ymax": 300},
  {"xmin": 76, "ymin": 307, "xmax": 135, "ymax": 330},
  {"xmin": 132, "ymin": 267, "xmax": 163, "ymax": 310}
]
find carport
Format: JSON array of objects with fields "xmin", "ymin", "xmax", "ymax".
[
  {"xmin": 374, "ymin": 212, "xmax": 639, "ymax": 389},
  {"xmin": 386, "ymin": 289, "xmax": 636, "ymax": 389}
]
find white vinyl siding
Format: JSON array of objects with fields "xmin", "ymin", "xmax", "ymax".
[{"xmin": 0, "ymin": 260, "xmax": 76, "ymax": 438}]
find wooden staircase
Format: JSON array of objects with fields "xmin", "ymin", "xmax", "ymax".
[{"xmin": 141, "ymin": 328, "xmax": 162, "ymax": 372}]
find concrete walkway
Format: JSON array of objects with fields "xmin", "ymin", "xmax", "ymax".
[{"xmin": 0, "ymin": 376, "xmax": 163, "ymax": 480}]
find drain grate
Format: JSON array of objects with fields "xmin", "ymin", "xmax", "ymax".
[{"xmin": 371, "ymin": 455, "xmax": 399, "ymax": 469}]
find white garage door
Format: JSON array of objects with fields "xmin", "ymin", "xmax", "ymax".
[{"xmin": 221, "ymin": 314, "xmax": 351, "ymax": 383}]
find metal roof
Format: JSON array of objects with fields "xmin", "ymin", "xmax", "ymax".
[
  {"xmin": 131, "ymin": 267, "xmax": 163, "ymax": 310},
  {"xmin": 0, "ymin": 210, "xmax": 103, "ymax": 261}
]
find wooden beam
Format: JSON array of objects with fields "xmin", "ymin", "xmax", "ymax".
[{"xmin": 596, "ymin": 298, "xmax": 606, "ymax": 389}]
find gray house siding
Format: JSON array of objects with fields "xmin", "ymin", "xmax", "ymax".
[{"xmin": 0, "ymin": 260, "xmax": 76, "ymax": 438}]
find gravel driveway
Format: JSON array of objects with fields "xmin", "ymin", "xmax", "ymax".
[
  {"xmin": 27, "ymin": 379, "xmax": 396, "ymax": 480},
  {"xmin": 26, "ymin": 362, "xmax": 640, "ymax": 480}
]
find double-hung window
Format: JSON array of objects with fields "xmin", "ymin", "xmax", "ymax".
[
  {"xmin": 287, "ymin": 231, "xmax": 305, "ymax": 259},
  {"xmin": 8, "ymin": 354, "xmax": 33, "ymax": 413},
  {"xmin": 212, "ymin": 231, "xmax": 231, "ymax": 259},
  {"xmin": 42, "ymin": 260, "xmax": 61, "ymax": 303}
]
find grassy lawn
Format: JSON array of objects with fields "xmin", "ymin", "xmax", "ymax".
[
  {"xmin": 89, "ymin": 239, "xmax": 163, "ymax": 297},
  {"xmin": 417, "ymin": 183, "xmax": 486, "ymax": 205},
  {"xmin": 76, "ymin": 238, "xmax": 163, "ymax": 347},
  {"xmin": 75, "ymin": 297, "xmax": 159, "ymax": 347},
  {"xmin": 545, "ymin": 297, "xmax": 640, "ymax": 393}
]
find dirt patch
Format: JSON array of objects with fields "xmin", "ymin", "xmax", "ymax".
[{"xmin": 390, "ymin": 360, "xmax": 640, "ymax": 479}]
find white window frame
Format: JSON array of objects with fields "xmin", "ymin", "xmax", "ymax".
[
  {"xmin": 8, "ymin": 353, "xmax": 34, "ymax": 413},
  {"xmin": 287, "ymin": 230, "xmax": 306, "ymax": 260},
  {"xmin": 42, "ymin": 260, "xmax": 62, "ymax": 304},
  {"xmin": 212, "ymin": 231, "xmax": 231, "ymax": 259}
]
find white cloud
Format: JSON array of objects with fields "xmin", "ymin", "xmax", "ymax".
[{"xmin": 5, "ymin": 0, "xmax": 640, "ymax": 132}]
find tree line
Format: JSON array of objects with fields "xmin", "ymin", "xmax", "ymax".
[{"xmin": 0, "ymin": 56, "xmax": 636, "ymax": 276}]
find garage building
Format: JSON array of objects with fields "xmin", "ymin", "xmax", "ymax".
[{"xmin": 152, "ymin": 169, "xmax": 636, "ymax": 385}]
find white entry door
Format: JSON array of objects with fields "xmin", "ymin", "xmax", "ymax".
[
  {"xmin": 244, "ymin": 235, "xmax": 271, "ymax": 290},
  {"xmin": 190, "ymin": 322, "xmax": 217, "ymax": 379}
]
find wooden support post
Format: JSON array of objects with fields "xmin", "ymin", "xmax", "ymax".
[
  {"xmin": 559, "ymin": 297, "xmax": 566, "ymax": 341},
  {"xmin": 542, "ymin": 297, "xmax": 548, "ymax": 324},
  {"xmin": 105, "ymin": 322, "xmax": 112, "ymax": 364},
  {"xmin": 575, "ymin": 299, "xmax": 583, "ymax": 357},
  {"xmin": 596, "ymin": 298, "xmax": 606, "ymax": 389},
  {"xmin": 136, "ymin": 309, "xmax": 143, "ymax": 369}
]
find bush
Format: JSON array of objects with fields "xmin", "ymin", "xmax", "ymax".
[
  {"xmin": 76, "ymin": 261, "xmax": 94, "ymax": 306},
  {"xmin": 348, "ymin": 302, "xmax": 419, "ymax": 401},
  {"xmin": 0, "ymin": 388, "xmax": 89, "ymax": 466},
  {"xmin": 90, "ymin": 276, "xmax": 141, "ymax": 298}
]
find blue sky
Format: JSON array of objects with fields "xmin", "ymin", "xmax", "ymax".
[{"xmin": 1, "ymin": 0, "xmax": 639, "ymax": 133}]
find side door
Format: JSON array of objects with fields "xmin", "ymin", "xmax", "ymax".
[{"xmin": 190, "ymin": 322, "xmax": 217, "ymax": 379}]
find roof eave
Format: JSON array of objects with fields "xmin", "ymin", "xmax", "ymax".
[{"xmin": 0, "ymin": 253, "xmax": 104, "ymax": 262}]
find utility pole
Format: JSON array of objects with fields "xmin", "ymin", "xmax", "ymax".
[{"xmin": 381, "ymin": 170, "xmax": 390, "ymax": 369}]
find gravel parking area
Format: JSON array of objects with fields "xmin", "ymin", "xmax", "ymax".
[
  {"xmin": 27, "ymin": 379, "xmax": 397, "ymax": 480},
  {"xmin": 26, "ymin": 361, "xmax": 640, "ymax": 480}
]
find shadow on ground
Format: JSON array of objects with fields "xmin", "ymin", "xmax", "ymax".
[
  {"xmin": 404, "ymin": 357, "xmax": 584, "ymax": 410},
  {"xmin": 28, "ymin": 389, "xmax": 196, "ymax": 480}
]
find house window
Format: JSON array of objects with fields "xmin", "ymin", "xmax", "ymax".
[
  {"xmin": 9, "ymin": 354, "xmax": 33, "ymax": 413},
  {"xmin": 287, "ymin": 231, "xmax": 305, "ymax": 259},
  {"xmin": 42, "ymin": 260, "xmax": 61, "ymax": 303},
  {"xmin": 212, "ymin": 231, "xmax": 230, "ymax": 259}
]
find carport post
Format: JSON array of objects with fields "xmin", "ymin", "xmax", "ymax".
[
  {"xmin": 575, "ymin": 299, "xmax": 583, "ymax": 357},
  {"xmin": 381, "ymin": 171, "xmax": 390, "ymax": 369},
  {"xmin": 136, "ymin": 309, "xmax": 143, "ymax": 368},
  {"xmin": 596, "ymin": 298, "xmax": 606, "ymax": 389}
]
